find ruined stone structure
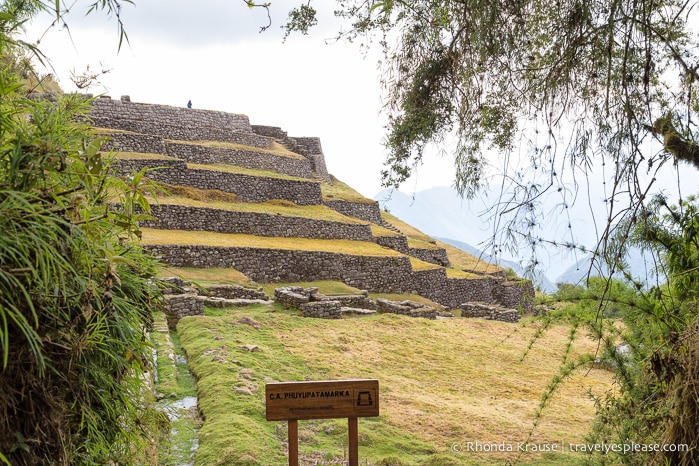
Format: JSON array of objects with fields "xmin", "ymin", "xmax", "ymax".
[
  {"xmin": 459, "ymin": 302, "xmax": 522, "ymax": 323},
  {"xmin": 88, "ymin": 96, "xmax": 534, "ymax": 316}
]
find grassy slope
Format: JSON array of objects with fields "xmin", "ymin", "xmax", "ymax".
[
  {"xmin": 322, "ymin": 176, "xmax": 377, "ymax": 204},
  {"xmin": 178, "ymin": 306, "xmax": 613, "ymax": 466}
]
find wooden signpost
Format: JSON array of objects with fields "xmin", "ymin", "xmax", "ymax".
[{"xmin": 266, "ymin": 379, "xmax": 380, "ymax": 466}]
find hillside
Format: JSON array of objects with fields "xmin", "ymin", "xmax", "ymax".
[
  {"xmin": 84, "ymin": 96, "xmax": 608, "ymax": 465},
  {"xmin": 174, "ymin": 305, "xmax": 613, "ymax": 465}
]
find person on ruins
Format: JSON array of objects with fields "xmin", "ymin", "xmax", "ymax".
[{"xmin": 187, "ymin": 100, "xmax": 192, "ymax": 108}]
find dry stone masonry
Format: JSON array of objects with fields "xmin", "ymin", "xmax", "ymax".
[
  {"xmin": 159, "ymin": 277, "xmax": 271, "ymax": 328},
  {"xmin": 84, "ymin": 96, "xmax": 536, "ymax": 318},
  {"xmin": 376, "ymin": 299, "xmax": 440, "ymax": 319},
  {"xmin": 459, "ymin": 302, "xmax": 521, "ymax": 323},
  {"xmin": 142, "ymin": 204, "xmax": 374, "ymax": 241},
  {"xmin": 113, "ymin": 158, "xmax": 323, "ymax": 205}
]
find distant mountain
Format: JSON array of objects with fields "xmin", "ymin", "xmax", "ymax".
[
  {"xmin": 554, "ymin": 250, "xmax": 661, "ymax": 287},
  {"xmin": 435, "ymin": 236, "xmax": 556, "ymax": 292},
  {"xmin": 374, "ymin": 186, "xmax": 592, "ymax": 284},
  {"xmin": 374, "ymin": 185, "xmax": 660, "ymax": 292}
]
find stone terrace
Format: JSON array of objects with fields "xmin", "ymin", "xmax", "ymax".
[{"xmin": 89, "ymin": 96, "xmax": 534, "ymax": 312}]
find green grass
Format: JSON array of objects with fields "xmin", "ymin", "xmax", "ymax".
[
  {"xmin": 151, "ymin": 312, "xmax": 201, "ymax": 466},
  {"xmin": 322, "ymin": 176, "xmax": 376, "ymax": 203},
  {"xmin": 177, "ymin": 306, "xmax": 613, "ymax": 465}
]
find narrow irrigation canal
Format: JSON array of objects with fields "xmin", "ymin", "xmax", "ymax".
[{"xmin": 152, "ymin": 313, "xmax": 201, "ymax": 466}]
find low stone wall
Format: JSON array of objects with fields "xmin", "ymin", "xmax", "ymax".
[
  {"xmin": 459, "ymin": 302, "xmax": 521, "ymax": 323},
  {"xmin": 159, "ymin": 276, "xmax": 194, "ymax": 295},
  {"xmin": 88, "ymin": 97, "xmax": 275, "ymax": 147},
  {"xmin": 329, "ymin": 292, "xmax": 375, "ymax": 310},
  {"xmin": 90, "ymin": 96, "xmax": 252, "ymax": 133},
  {"xmin": 492, "ymin": 280, "xmax": 535, "ymax": 313},
  {"xmin": 113, "ymin": 159, "xmax": 323, "ymax": 205},
  {"xmin": 407, "ymin": 246, "xmax": 450, "ymax": 266},
  {"xmin": 375, "ymin": 235, "xmax": 409, "ymax": 254},
  {"xmin": 324, "ymin": 199, "xmax": 383, "ymax": 224},
  {"xmin": 143, "ymin": 204, "xmax": 373, "ymax": 241},
  {"xmin": 204, "ymin": 285, "xmax": 269, "ymax": 301},
  {"xmin": 300, "ymin": 301, "xmax": 343, "ymax": 319},
  {"xmin": 275, "ymin": 287, "xmax": 311, "ymax": 309},
  {"xmin": 376, "ymin": 299, "xmax": 439, "ymax": 319},
  {"xmin": 163, "ymin": 294, "xmax": 204, "ymax": 329},
  {"xmin": 100, "ymin": 131, "xmax": 166, "ymax": 154},
  {"xmin": 164, "ymin": 142, "xmax": 314, "ymax": 179}
]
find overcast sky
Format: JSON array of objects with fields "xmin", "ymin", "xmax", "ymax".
[{"xmin": 23, "ymin": 0, "xmax": 454, "ymax": 198}]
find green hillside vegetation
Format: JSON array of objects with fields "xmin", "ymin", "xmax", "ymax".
[{"xmin": 175, "ymin": 305, "xmax": 613, "ymax": 465}]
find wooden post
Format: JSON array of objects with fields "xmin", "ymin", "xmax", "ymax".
[
  {"xmin": 266, "ymin": 380, "xmax": 379, "ymax": 466},
  {"xmin": 348, "ymin": 417, "xmax": 358, "ymax": 466},
  {"xmin": 288, "ymin": 419, "xmax": 298, "ymax": 466}
]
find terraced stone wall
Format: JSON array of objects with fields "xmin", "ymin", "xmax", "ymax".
[
  {"xmin": 143, "ymin": 204, "xmax": 374, "ymax": 241},
  {"xmin": 145, "ymin": 245, "xmax": 414, "ymax": 288},
  {"xmin": 89, "ymin": 97, "xmax": 272, "ymax": 147},
  {"xmin": 251, "ymin": 125, "xmax": 287, "ymax": 140},
  {"xmin": 145, "ymin": 244, "xmax": 533, "ymax": 309},
  {"xmin": 251, "ymin": 126, "xmax": 331, "ymax": 183},
  {"xmin": 113, "ymin": 159, "xmax": 323, "ymax": 205},
  {"xmin": 324, "ymin": 199, "xmax": 383, "ymax": 223},
  {"xmin": 164, "ymin": 142, "xmax": 314, "ymax": 179},
  {"xmin": 374, "ymin": 235, "xmax": 409, "ymax": 253},
  {"xmin": 305, "ymin": 153, "xmax": 331, "ymax": 183},
  {"xmin": 408, "ymin": 246, "xmax": 450, "ymax": 266},
  {"xmin": 288, "ymin": 137, "xmax": 323, "ymax": 157},
  {"xmin": 101, "ymin": 131, "xmax": 166, "ymax": 154}
]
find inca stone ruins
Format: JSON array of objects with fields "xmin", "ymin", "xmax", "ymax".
[{"xmin": 88, "ymin": 95, "xmax": 534, "ymax": 322}]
